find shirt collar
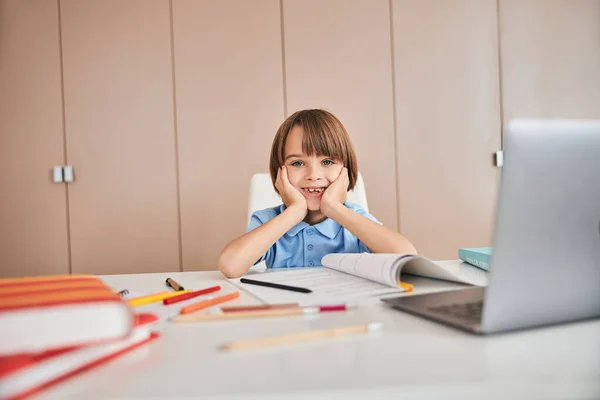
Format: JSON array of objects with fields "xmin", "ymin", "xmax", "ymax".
[{"xmin": 281, "ymin": 204, "xmax": 343, "ymax": 239}]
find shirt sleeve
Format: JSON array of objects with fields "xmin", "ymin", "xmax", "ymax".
[
  {"xmin": 349, "ymin": 205, "xmax": 382, "ymax": 253},
  {"xmin": 246, "ymin": 210, "xmax": 276, "ymax": 266}
]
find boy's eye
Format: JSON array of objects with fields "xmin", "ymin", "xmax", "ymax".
[
  {"xmin": 290, "ymin": 160, "xmax": 304, "ymax": 167},
  {"xmin": 322, "ymin": 159, "xmax": 335, "ymax": 166}
]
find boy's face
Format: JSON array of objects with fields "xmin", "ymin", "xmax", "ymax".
[{"xmin": 283, "ymin": 126, "xmax": 344, "ymax": 211}]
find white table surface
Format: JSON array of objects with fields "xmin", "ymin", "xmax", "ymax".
[{"xmin": 37, "ymin": 262, "xmax": 600, "ymax": 400}]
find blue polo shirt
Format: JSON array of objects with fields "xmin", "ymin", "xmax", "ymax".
[{"xmin": 247, "ymin": 202, "xmax": 381, "ymax": 268}]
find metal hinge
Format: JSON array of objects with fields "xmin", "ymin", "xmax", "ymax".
[{"xmin": 494, "ymin": 151, "xmax": 503, "ymax": 168}]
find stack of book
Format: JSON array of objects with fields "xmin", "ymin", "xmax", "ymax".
[{"xmin": 0, "ymin": 275, "xmax": 159, "ymax": 400}]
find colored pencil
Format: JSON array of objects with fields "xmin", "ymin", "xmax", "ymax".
[
  {"xmin": 178, "ymin": 291, "xmax": 240, "ymax": 315},
  {"xmin": 127, "ymin": 290, "xmax": 192, "ymax": 307},
  {"xmin": 172, "ymin": 304, "xmax": 351, "ymax": 323},
  {"xmin": 221, "ymin": 322, "xmax": 384, "ymax": 351},
  {"xmin": 240, "ymin": 278, "xmax": 311, "ymax": 293},
  {"xmin": 163, "ymin": 285, "xmax": 221, "ymax": 305},
  {"xmin": 398, "ymin": 281, "xmax": 414, "ymax": 292},
  {"xmin": 220, "ymin": 303, "xmax": 298, "ymax": 313}
]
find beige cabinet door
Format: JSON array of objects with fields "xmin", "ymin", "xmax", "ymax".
[
  {"xmin": 60, "ymin": 0, "xmax": 180, "ymax": 274},
  {"xmin": 0, "ymin": 0, "xmax": 70, "ymax": 278},
  {"xmin": 173, "ymin": 0, "xmax": 285, "ymax": 271},
  {"xmin": 283, "ymin": 0, "xmax": 399, "ymax": 231},
  {"xmin": 499, "ymin": 0, "xmax": 600, "ymax": 120},
  {"xmin": 392, "ymin": 0, "xmax": 502, "ymax": 259}
]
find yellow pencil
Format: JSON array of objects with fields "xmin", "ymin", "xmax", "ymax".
[
  {"xmin": 398, "ymin": 281, "xmax": 414, "ymax": 292},
  {"xmin": 127, "ymin": 290, "xmax": 192, "ymax": 307}
]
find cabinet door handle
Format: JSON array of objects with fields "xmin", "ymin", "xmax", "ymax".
[
  {"xmin": 53, "ymin": 166, "xmax": 64, "ymax": 183},
  {"xmin": 63, "ymin": 165, "xmax": 74, "ymax": 183}
]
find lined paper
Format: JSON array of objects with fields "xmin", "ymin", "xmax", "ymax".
[{"xmin": 229, "ymin": 268, "xmax": 405, "ymax": 306}]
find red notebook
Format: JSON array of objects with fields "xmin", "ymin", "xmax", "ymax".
[
  {"xmin": 0, "ymin": 274, "xmax": 135, "ymax": 355},
  {"xmin": 0, "ymin": 313, "xmax": 159, "ymax": 400}
]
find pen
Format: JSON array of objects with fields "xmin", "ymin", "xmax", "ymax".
[
  {"xmin": 178, "ymin": 291, "xmax": 240, "ymax": 315},
  {"xmin": 171, "ymin": 304, "xmax": 352, "ymax": 323},
  {"xmin": 162, "ymin": 285, "xmax": 221, "ymax": 305},
  {"xmin": 240, "ymin": 278, "xmax": 312, "ymax": 294},
  {"xmin": 166, "ymin": 277, "xmax": 185, "ymax": 291},
  {"xmin": 220, "ymin": 322, "xmax": 384, "ymax": 351}
]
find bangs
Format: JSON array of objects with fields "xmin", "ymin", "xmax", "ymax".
[{"xmin": 298, "ymin": 114, "xmax": 347, "ymax": 162}]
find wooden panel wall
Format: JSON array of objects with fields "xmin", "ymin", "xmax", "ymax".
[
  {"xmin": 0, "ymin": 0, "xmax": 70, "ymax": 277},
  {"xmin": 499, "ymin": 0, "xmax": 600, "ymax": 121},
  {"xmin": 172, "ymin": 0, "xmax": 285, "ymax": 271},
  {"xmin": 3, "ymin": 0, "xmax": 600, "ymax": 276},
  {"xmin": 392, "ymin": 0, "xmax": 502, "ymax": 259},
  {"xmin": 60, "ymin": 0, "xmax": 181, "ymax": 274},
  {"xmin": 283, "ymin": 0, "xmax": 399, "ymax": 230}
]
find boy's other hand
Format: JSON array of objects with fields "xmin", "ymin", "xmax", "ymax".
[
  {"xmin": 276, "ymin": 166, "xmax": 307, "ymax": 217},
  {"xmin": 321, "ymin": 167, "xmax": 348, "ymax": 216}
]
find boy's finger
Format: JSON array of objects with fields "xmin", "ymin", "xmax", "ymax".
[
  {"xmin": 341, "ymin": 167, "xmax": 348, "ymax": 178},
  {"xmin": 275, "ymin": 168, "xmax": 281, "ymax": 185},
  {"xmin": 282, "ymin": 166, "xmax": 291, "ymax": 185}
]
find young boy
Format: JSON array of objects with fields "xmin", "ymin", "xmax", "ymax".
[{"xmin": 219, "ymin": 109, "xmax": 416, "ymax": 278}]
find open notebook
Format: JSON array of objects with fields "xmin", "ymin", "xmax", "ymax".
[{"xmin": 230, "ymin": 253, "xmax": 488, "ymax": 305}]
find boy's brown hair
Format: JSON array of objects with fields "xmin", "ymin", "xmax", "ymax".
[{"xmin": 269, "ymin": 109, "xmax": 358, "ymax": 192}]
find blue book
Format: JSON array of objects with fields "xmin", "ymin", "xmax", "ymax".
[{"xmin": 458, "ymin": 247, "xmax": 492, "ymax": 271}]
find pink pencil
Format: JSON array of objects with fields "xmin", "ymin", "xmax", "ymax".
[
  {"xmin": 172, "ymin": 304, "xmax": 353, "ymax": 323},
  {"xmin": 220, "ymin": 303, "xmax": 299, "ymax": 313}
]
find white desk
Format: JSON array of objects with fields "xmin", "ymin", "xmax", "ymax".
[{"xmin": 38, "ymin": 263, "xmax": 600, "ymax": 400}]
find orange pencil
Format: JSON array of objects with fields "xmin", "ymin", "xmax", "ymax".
[{"xmin": 179, "ymin": 291, "xmax": 240, "ymax": 315}]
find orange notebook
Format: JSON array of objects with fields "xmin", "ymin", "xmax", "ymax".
[
  {"xmin": 0, "ymin": 275, "xmax": 135, "ymax": 356},
  {"xmin": 0, "ymin": 313, "xmax": 159, "ymax": 400}
]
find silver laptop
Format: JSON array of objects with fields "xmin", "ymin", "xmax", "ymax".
[{"xmin": 382, "ymin": 119, "xmax": 600, "ymax": 334}]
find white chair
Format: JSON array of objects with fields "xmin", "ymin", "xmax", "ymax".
[{"xmin": 247, "ymin": 172, "xmax": 369, "ymax": 224}]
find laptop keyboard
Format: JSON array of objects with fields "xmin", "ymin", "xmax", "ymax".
[{"xmin": 428, "ymin": 301, "xmax": 483, "ymax": 324}]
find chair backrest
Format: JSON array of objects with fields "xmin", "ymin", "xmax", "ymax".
[{"xmin": 247, "ymin": 172, "xmax": 369, "ymax": 224}]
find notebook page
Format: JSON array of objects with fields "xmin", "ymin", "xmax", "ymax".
[
  {"xmin": 416, "ymin": 260, "xmax": 489, "ymax": 286},
  {"xmin": 321, "ymin": 253, "xmax": 408, "ymax": 287},
  {"xmin": 402, "ymin": 258, "xmax": 488, "ymax": 285},
  {"xmin": 228, "ymin": 268, "xmax": 405, "ymax": 306},
  {"xmin": 323, "ymin": 254, "xmax": 489, "ymax": 286}
]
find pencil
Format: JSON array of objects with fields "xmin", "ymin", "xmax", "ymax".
[
  {"xmin": 398, "ymin": 281, "xmax": 414, "ymax": 292},
  {"xmin": 220, "ymin": 303, "xmax": 298, "ymax": 313},
  {"xmin": 221, "ymin": 322, "xmax": 384, "ymax": 351},
  {"xmin": 178, "ymin": 291, "xmax": 240, "ymax": 315},
  {"xmin": 127, "ymin": 290, "xmax": 192, "ymax": 307},
  {"xmin": 172, "ymin": 305, "xmax": 351, "ymax": 323},
  {"xmin": 162, "ymin": 285, "xmax": 221, "ymax": 305}
]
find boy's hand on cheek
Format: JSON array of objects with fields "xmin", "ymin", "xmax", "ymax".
[
  {"xmin": 321, "ymin": 167, "xmax": 349, "ymax": 216},
  {"xmin": 275, "ymin": 166, "xmax": 307, "ymax": 219}
]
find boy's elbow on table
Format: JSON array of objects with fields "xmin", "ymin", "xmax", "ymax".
[
  {"xmin": 402, "ymin": 243, "xmax": 418, "ymax": 255},
  {"xmin": 218, "ymin": 251, "xmax": 249, "ymax": 279}
]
